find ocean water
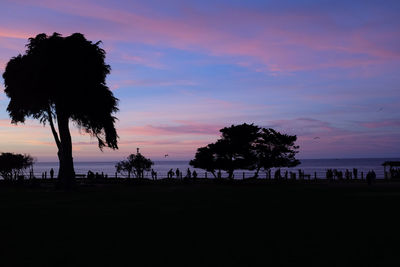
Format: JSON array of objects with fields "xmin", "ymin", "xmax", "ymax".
[{"xmin": 26, "ymin": 158, "xmax": 399, "ymax": 179}]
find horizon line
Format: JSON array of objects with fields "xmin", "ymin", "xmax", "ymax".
[{"xmin": 35, "ymin": 156, "xmax": 400, "ymax": 163}]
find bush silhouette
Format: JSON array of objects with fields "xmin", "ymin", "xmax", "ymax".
[
  {"xmin": 116, "ymin": 150, "xmax": 153, "ymax": 178},
  {"xmin": 0, "ymin": 152, "xmax": 34, "ymax": 180}
]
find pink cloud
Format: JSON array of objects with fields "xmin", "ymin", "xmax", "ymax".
[
  {"xmin": 120, "ymin": 121, "xmax": 223, "ymax": 136},
  {"xmin": 266, "ymin": 118, "xmax": 337, "ymax": 135},
  {"xmin": 111, "ymin": 79, "xmax": 197, "ymax": 90},
  {"xmin": 118, "ymin": 139, "xmax": 211, "ymax": 147},
  {"xmin": 264, "ymin": 117, "xmax": 400, "ymax": 158},
  {"xmin": 118, "ymin": 54, "xmax": 166, "ymax": 69},
  {"xmin": 0, "ymin": 27, "xmax": 31, "ymax": 39},
  {"xmin": 360, "ymin": 120, "xmax": 400, "ymax": 129},
  {"xmin": 0, "ymin": 59, "xmax": 7, "ymax": 72},
  {"xmin": 298, "ymin": 132, "xmax": 400, "ymax": 158},
  {"xmin": 0, "ymin": 119, "xmax": 45, "ymax": 128},
  {"xmin": 10, "ymin": 0, "xmax": 399, "ymax": 73}
]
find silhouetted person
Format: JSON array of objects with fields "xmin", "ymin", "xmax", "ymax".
[
  {"xmin": 337, "ymin": 171, "xmax": 343, "ymax": 180},
  {"xmin": 186, "ymin": 168, "xmax": 191, "ymax": 178},
  {"xmin": 353, "ymin": 168, "xmax": 358, "ymax": 179},
  {"xmin": 366, "ymin": 171, "xmax": 372, "ymax": 185},
  {"xmin": 50, "ymin": 168, "xmax": 54, "ymax": 179},
  {"xmin": 87, "ymin": 170, "xmax": 94, "ymax": 179},
  {"xmin": 371, "ymin": 170, "xmax": 376, "ymax": 183},
  {"xmin": 217, "ymin": 170, "xmax": 222, "ymax": 178},
  {"xmin": 175, "ymin": 168, "xmax": 180, "ymax": 179},
  {"xmin": 274, "ymin": 169, "xmax": 281, "ymax": 180},
  {"xmin": 168, "ymin": 169, "xmax": 174, "ymax": 178},
  {"xmin": 151, "ymin": 169, "xmax": 157, "ymax": 180},
  {"xmin": 193, "ymin": 170, "xmax": 197, "ymax": 179},
  {"xmin": 345, "ymin": 169, "xmax": 351, "ymax": 180}
]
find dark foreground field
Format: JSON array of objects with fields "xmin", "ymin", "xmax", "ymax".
[{"xmin": 1, "ymin": 180, "xmax": 400, "ymax": 266}]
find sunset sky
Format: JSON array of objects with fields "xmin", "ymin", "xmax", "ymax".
[{"xmin": 0, "ymin": 0, "xmax": 400, "ymax": 161}]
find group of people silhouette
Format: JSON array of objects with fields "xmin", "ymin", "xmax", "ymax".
[
  {"xmin": 366, "ymin": 170, "xmax": 377, "ymax": 185},
  {"xmin": 87, "ymin": 171, "xmax": 108, "ymax": 179},
  {"xmin": 40, "ymin": 168, "xmax": 54, "ymax": 179},
  {"xmin": 151, "ymin": 169, "xmax": 157, "ymax": 180},
  {"xmin": 167, "ymin": 168, "xmax": 198, "ymax": 179},
  {"xmin": 28, "ymin": 167, "xmax": 382, "ymax": 185},
  {"xmin": 326, "ymin": 168, "xmax": 364, "ymax": 180}
]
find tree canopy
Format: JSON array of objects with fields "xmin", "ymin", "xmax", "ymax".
[
  {"xmin": 2, "ymin": 32, "xmax": 119, "ymax": 186},
  {"xmin": 190, "ymin": 123, "xmax": 300, "ymax": 178},
  {"xmin": 0, "ymin": 152, "xmax": 34, "ymax": 180},
  {"xmin": 253, "ymin": 128, "xmax": 300, "ymax": 177},
  {"xmin": 116, "ymin": 150, "xmax": 154, "ymax": 178},
  {"xmin": 189, "ymin": 144, "xmax": 219, "ymax": 178}
]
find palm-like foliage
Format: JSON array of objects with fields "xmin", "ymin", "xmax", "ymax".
[{"xmin": 2, "ymin": 33, "xmax": 119, "ymax": 186}]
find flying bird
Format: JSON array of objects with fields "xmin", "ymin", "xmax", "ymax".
[
  {"xmin": 164, "ymin": 154, "xmax": 169, "ymax": 158},
  {"xmin": 313, "ymin": 137, "xmax": 320, "ymax": 140},
  {"xmin": 377, "ymin": 107, "xmax": 383, "ymax": 112}
]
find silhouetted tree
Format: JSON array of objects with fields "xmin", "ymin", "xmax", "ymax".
[
  {"xmin": 213, "ymin": 124, "xmax": 259, "ymax": 179},
  {"xmin": 190, "ymin": 124, "xmax": 259, "ymax": 179},
  {"xmin": 2, "ymin": 33, "xmax": 118, "ymax": 188},
  {"xmin": 0, "ymin": 152, "xmax": 34, "ymax": 180},
  {"xmin": 253, "ymin": 128, "xmax": 299, "ymax": 178},
  {"xmin": 116, "ymin": 151, "xmax": 153, "ymax": 178},
  {"xmin": 190, "ymin": 124, "xmax": 299, "ymax": 179},
  {"xmin": 190, "ymin": 144, "xmax": 219, "ymax": 178}
]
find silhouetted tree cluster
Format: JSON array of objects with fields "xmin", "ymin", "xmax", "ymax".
[
  {"xmin": 0, "ymin": 152, "xmax": 34, "ymax": 180},
  {"xmin": 2, "ymin": 32, "xmax": 119, "ymax": 188},
  {"xmin": 190, "ymin": 123, "xmax": 299, "ymax": 179},
  {"xmin": 116, "ymin": 150, "xmax": 153, "ymax": 178}
]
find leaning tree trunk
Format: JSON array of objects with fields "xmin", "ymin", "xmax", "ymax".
[{"xmin": 56, "ymin": 113, "xmax": 75, "ymax": 189}]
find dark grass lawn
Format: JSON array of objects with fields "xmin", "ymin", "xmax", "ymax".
[{"xmin": 1, "ymin": 180, "xmax": 400, "ymax": 266}]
